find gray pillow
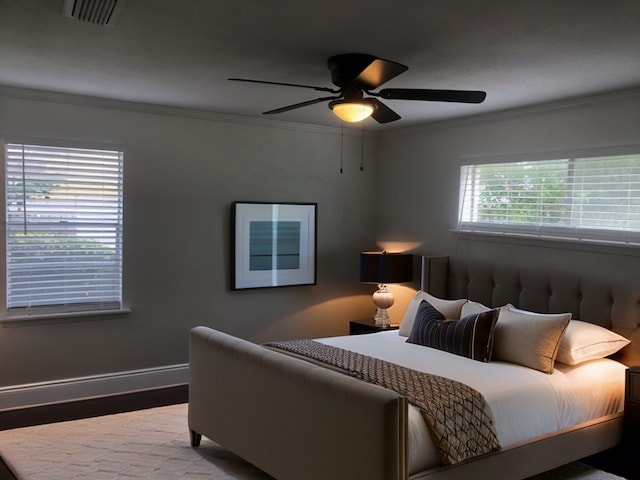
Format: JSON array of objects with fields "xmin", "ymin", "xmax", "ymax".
[{"xmin": 493, "ymin": 305, "xmax": 571, "ymax": 374}]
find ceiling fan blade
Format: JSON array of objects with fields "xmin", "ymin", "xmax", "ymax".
[
  {"xmin": 355, "ymin": 58, "xmax": 408, "ymax": 90},
  {"xmin": 328, "ymin": 54, "xmax": 408, "ymax": 89},
  {"xmin": 263, "ymin": 95, "xmax": 341, "ymax": 115},
  {"xmin": 378, "ymin": 88, "xmax": 487, "ymax": 104},
  {"xmin": 229, "ymin": 78, "xmax": 339, "ymax": 94},
  {"xmin": 367, "ymin": 98, "xmax": 401, "ymax": 124}
]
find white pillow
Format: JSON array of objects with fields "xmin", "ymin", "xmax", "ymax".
[
  {"xmin": 556, "ymin": 320, "xmax": 630, "ymax": 365},
  {"xmin": 398, "ymin": 291, "xmax": 467, "ymax": 337},
  {"xmin": 493, "ymin": 304, "xmax": 571, "ymax": 374}
]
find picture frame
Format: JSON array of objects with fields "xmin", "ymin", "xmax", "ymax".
[{"xmin": 231, "ymin": 202, "xmax": 317, "ymax": 290}]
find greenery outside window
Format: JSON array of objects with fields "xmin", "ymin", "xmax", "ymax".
[
  {"xmin": 4, "ymin": 142, "xmax": 123, "ymax": 315},
  {"xmin": 459, "ymin": 150, "xmax": 640, "ymax": 245}
]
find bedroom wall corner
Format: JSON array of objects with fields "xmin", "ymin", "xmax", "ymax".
[{"xmin": 375, "ymin": 88, "xmax": 640, "ymax": 285}]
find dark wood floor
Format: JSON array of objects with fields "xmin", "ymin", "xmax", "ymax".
[
  {"xmin": 0, "ymin": 384, "xmax": 188, "ymax": 432},
  {"xmin": 0, "ymin": 458, "xmax": 14, "ymax": 480},
  {"xmin": 0, "ymin": 385, "xmax": 188, "ymax": 480},
  {"xmin": 583, "ymin": 443, "xmax": 640, "ymax": 479}
]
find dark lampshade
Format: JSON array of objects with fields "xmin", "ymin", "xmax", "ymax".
[{"xmin": 360, "ymin": 251, "xmax": 413, "ymax": 284}]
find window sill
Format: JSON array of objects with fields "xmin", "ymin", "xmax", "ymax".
[
  {"xmin": 0, "ymin": 307, "xmax": 131, "ymax": 324},
  {"xmin": 454, "ymin": 228, "xmax": 640, "ymax": 255}
]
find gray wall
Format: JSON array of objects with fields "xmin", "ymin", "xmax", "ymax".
[
  {"xmin": 1, "ymin": 87, "xmax": 639, "ymax": 390},
  {"xmin": 0, "ymin": 90, "xmax": 381, "ymax": 387},
  {"xmin": 377, "ymin": 89, "xmax": 640, "ymax": 284}
]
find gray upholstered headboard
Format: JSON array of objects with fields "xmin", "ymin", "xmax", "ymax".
[{"xmin": 421, "ymin": 256, "xmax": 640, "ymax": 366}]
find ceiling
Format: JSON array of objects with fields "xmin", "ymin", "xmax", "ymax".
[{"xmin": 1, "ymin": 0, "xmax": 639, "ymax": 130}]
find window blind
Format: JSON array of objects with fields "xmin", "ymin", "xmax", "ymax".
[
  {"xmin": 459, "ymin": 153, "xmax": 640, "ymax": 244},
  {"xmin": 5, "ymin": 143, "xmax": 123, "ymax": 311}
]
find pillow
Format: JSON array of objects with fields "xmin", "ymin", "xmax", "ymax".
[
  {"xmin": 493, "ymin": 304, "xmax": 571, "ymax": 374},
  {"xmin": 406, "ymin": 300, "xmax": 499, "ymax": 362},
  {"xmin": 461, "ymin": 300, "xmax": 491, "ymax": 317},
  {"xmin": 399, "ymin": 291, "xmax": 467, "ymax": 337},
  {"xmin": 556, "ymin": 320, "xmax": 630, "ymax": 365}
]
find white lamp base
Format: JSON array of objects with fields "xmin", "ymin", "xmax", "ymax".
[
  {"xmin": 374, "ymin": 308, "xmax": 391, "ymax": 327},
  {"xmin": 372, "ymin": 284, "xmax": 394, "ymax": 327}
]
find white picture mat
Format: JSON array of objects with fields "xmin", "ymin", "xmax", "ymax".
[{"xmin": 233, "ymin": 202, "xmax": 316, "ymax": 289}]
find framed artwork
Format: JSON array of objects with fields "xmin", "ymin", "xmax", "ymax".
[{"xmin": 232, "ymin": 202, "xmax": 317, "ymax": 290}]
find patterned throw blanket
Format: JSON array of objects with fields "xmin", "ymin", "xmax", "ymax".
[{"xmin": 264, "ymin": 339, "xmax": 500, "ymax": 465}]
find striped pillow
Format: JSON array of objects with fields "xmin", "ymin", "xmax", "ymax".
[{"xmin": 406, "ymin": 300, "xmax": 499, "ymax": 362}]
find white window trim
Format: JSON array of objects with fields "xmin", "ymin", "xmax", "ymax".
[
  {"xmin": 0, "ymin": 306, "xmax": 131, "ymax": 324},
  {"xmin": 459, "ymin": 144, "xmax": 640, "ymax": 167},
  {"xmin": 1, "ymin": 137, "xmax": 128, "ymax": 321},
  {"xmin": 457, "ymin": 144, "xmax": 640, "ymax": 248}
]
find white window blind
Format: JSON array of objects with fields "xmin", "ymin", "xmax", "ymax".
[
  {"xmin": 4, "ymin": 143, "xmax": 123, "ymax": 311},
  {"xmin": 459, "ymin": 153, "xmax": 640, "ymax": 245}
]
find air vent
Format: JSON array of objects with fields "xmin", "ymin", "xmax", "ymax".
[{"xmin": 62, "ymin": 0, "xmax": 127, "ymax": 26}]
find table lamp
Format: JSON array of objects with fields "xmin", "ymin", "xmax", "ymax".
[{"xmin": 360, "ymin": 251, "xmax": 413, "ymax": 327}]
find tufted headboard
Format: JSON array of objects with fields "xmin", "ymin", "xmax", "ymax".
[{"xmin": 421, "ymin": 255, "xmax": 640, "ymax": 366}]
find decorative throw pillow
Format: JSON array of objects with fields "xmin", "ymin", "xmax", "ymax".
[
  {"xmin": 406, "ymin": 300, "xmax": 499, "ymax": 362},
  {"xmin": 556, "ymin": 320, "xmax": 630, "ymax": 365},
  {"xmin": 493, "ymin": 305, "xmax": 571, "ymax": 374},
  {"xmin": 398, "ymin": 291, "xmax": 467, "ymax": 337}
]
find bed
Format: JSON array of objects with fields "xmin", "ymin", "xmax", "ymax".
[{"xmin": 188, "ymin": 255, "xmax": 640, "ymax": 480}]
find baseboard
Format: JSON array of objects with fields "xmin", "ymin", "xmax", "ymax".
[
  {"xmin": 0, "ymin": 364, "xmax": 189, "ymax": 412},
  {"xmin": 0, "ymin": 384, "xmax": 188, "ymax": 431}
]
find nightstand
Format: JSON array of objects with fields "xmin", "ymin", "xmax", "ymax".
[
  {"xmin": 349, "ymin": 319, "xmax": 399, "ymax": 335},
  {"xmin": 624, "ymin": 366, "xmax": 640, "ymax": 444}
]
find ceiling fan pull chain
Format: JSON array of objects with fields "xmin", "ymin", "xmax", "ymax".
[
  {"xmin": 340, "ymin": 122, "xmax": 344, "ymax": 174},
  {"xmin": 360, "ymin": 121, "xmax": 365, "ymax": 171}
]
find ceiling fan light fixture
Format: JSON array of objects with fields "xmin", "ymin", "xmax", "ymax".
[{"xmin": 329, "ymin": 100, "xmax": 375, "ymax": 123}]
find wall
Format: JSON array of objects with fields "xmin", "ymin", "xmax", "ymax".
[
  {"xmin": 0, "ymin": 89, "xmax": 381, "ymax": 392},
  {"xmin": 377, "ymin": 89, "xmax": 640, "ymax": 286},
  {"xmin": 4, "ymin": 86, "xmax": 638, "ymax": 403}
]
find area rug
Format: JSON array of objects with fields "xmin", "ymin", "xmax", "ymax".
[{"xmin": 0, "ymin": 404, "xmax": 626, "ymax": 480}]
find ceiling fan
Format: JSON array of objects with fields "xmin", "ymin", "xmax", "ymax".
[{"xmin": 229, "ymin": 53, "xmax": 486, "ymax": 124}]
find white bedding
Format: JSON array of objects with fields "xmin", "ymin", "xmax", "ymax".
[{"xmin": 317, "ymin": 330, "xmax": 626, "ymax": 473}]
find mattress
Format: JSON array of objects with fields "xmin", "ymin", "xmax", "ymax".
[{"xmin": 317, "ymin": 330, "xmax": 627, "ymax": 473}]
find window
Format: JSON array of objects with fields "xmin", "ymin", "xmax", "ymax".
[
  {"xmin": 459, "ymin": 151, "xmax": 640, "ymax": 245},
  {"xmin": 4, "ymin": 142, "xmax": 123, "ymax": 315}
]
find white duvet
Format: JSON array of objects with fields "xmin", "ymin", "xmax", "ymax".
[{"xmin": 318, "ymin": 330, "xmax": 626, "ymax": 473}]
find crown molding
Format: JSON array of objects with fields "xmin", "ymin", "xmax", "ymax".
[
  {"xmin": 6, "ymin": 84, "xmax": 636, "ymax": 141},
  {"xmin": 381, "ymin": 87, "xmax": 640, "ymax": 138},
  {"xmin": 0, "ymin": 85, "xmax": 380, "ymax": 139}
]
